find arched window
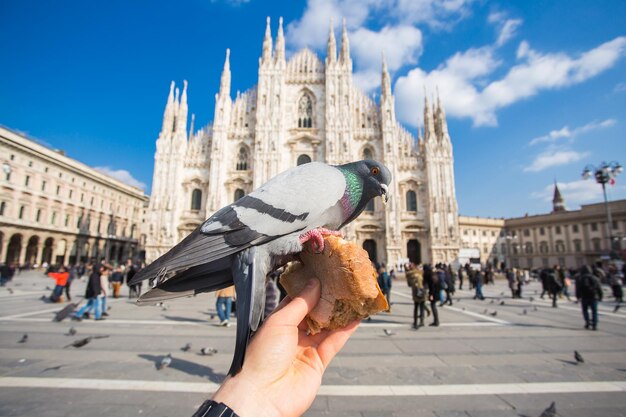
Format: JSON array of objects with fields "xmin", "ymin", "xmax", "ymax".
[
  {"xmin": 524, "ymin": 242, "xmax": 533, "ymax": 254},
  {"xmin": 406, "ymin": 190, "xmax": 417, "ymax": 212},
  {"xmin": 236, "ymin": 147, "xmax": 249, "ymax": 171},
  {"xmin": 234, "ymin": 188, "xmax": 245, "ymax": 202},
  {"xmin": 297, "ymin": 94, "xmax": 313, "ymax": 128},
  {"xmin": 191, "ymin": 189, "xmax": 202, "ymax": 211},
  {"xmin": 362, "ymin": 147, "xmax": 373, "ymax": 160},
  {"xmin": 297, "ymin": 154, "xmax": 311, "ymax": 165}
]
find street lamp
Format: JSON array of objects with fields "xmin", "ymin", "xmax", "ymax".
[{"xmin": 582, "ymin": 161, "xmax": 622, "ymax": 258}]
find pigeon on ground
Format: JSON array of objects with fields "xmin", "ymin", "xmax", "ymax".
[
  {"xmin": 67, "ymin": 327, "xmax": 77, "ymax": 336},
  {"xmin": 18, "ymin": 334, "xmax": 28, "ymax": 343},
  {"xmin": 523, "ymin": 309, "xmax": 527, "ymax": 315},
  {"xmin": 500, "ymin": 292, "xmax": 505, "ymax": 296},
  {"xmin": 490, "ymin": 311, "xmax": 498, "ymax": 317},
  {"xmin": 539, "ymin": 401, "xmax": 556, "ymax": 417},
  {"xmin": 54, "ymin": 303, "xmax": 78, "ymax": 322},
  {"xmin": 181, "ymin": 343, "xmax": 191, "ymax": 352},
  {"xmin": 41, "ymin": 365, "xmax": 66, "ymax": 373},
  {"xmin": 529, "ymin": 297, "xmax": 535, "ymax": 302},
  {"xmin": 461, "ymin": 307, "xmax": 466, "ymax": 311},
  {"xmin": 129, "ymin": 160, "xmax": 391, "ymax": 376},
  {"xmin": 574, "ymin": 350, "xmax": 584, "ymax": 364},
  {"xmin": 383, "ymin": 329, "xmax": 395, "ymax": 336},
  {"xmin": 533, "ymin": 306, "xmax": 538, "ymax": 312},
  {"xmin": 200, "ymin": 347, "xmax": 218, "ymax": 356},
  {"xmin": 499, "ymin": 300, "xmax": 505, "ymax": 306},
  {"xmin": 158, "ymin": 354, "xmax": 172, "ymax": 370},
  {"xmin": 614, "ymin": 304, "xmax": 621, "ymax": 313},
  {"xmin": 490, "ymin": 299, "xmax": 495, "ymax": 304},
  {"xmin": 7, "ymin": 288, "xmax": 13, "ymax": 294},
  {"xmin": 64, "ymin": 335, "xmax": 109, "ymax": 348}
]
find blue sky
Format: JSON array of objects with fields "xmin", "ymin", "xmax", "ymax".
[{"xmin": 1, "ymin": 0, "xmax": 625, "ymax": 218}]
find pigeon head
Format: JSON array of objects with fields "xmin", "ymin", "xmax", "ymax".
[{"xmin": 336, "ymin": 160, "xmax": 392, "ymax": 227}]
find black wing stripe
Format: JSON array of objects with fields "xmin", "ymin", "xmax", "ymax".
[{"xmin": 235, "ymin": 195, "xmax": 309, "ymax": 223}]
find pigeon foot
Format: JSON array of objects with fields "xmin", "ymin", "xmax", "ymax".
[{"xmin": 299, "ymin": 228, "xmax": 342, "ymax": 253}]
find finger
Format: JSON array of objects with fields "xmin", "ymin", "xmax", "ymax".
[
  {"xmin": 317, "ymin": 319, "xmax": 360, "ymax": 369},
  {"xmin": 273, "ymin": 278, "xmax": 320, "ymax": 327},
  {"xmin": 269, "ymin": 295, "xmax": 292, "ymax": 316}
]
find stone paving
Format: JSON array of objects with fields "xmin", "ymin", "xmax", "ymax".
[{"xmin": 0, "ymin": 270, "xmax": 625, "ymax": 417}]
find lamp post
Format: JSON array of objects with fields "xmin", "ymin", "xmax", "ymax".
[{"xmin": 582, "ymin": 161, "xmax": 622, "ymax": 258}]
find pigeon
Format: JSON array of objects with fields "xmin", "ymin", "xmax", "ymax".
[
  {"xmin": 490, "ymin": 311, "xmax": 498, "ymax": 317},
  {"xmin": 533, "ymin": 306, "xmax": 538, "ymax": 312},
  {"xmin": 539, "ymin": 401, "xmax": 556, "ymax": 417},
  {"xmin": 483, "ymin": 309, "xmax": 488, "ymax": 314},
  {"xmin": 129, "ymin": 160, "xmax": 391, "ymax": 376},
  {"xmin": 614, "ymin": 304, "xmax": 621, "ymax": 313},
  {"xmin": 574, "ymin": 350, "xmax": 584, "ymax": 364},
  {"xmin": 7, "ymin": 288, "xmax": 13, "ymax": 294},
  {"xmin": 64, "ymin": 335, "xmax": 109, "ymax": 348},
  {"xmin": 40, "ymin": 295, "xmax": 47, "ymax": 301},
  {"xmin": 158, "ymin": 354, "xmax": 172, "ymax": 370},
  {"xmin": 500, "ymin": 291, "xmax": 505, "ymax": 296},
  {"xmin": 54, "ymin": 303, "xmax": 78, "ymax": 322},
  {"xmin": 383, "ymin": 329, "xmax": 395, "ymax": 336},
  {"xmin": 461, "ymin": 307, "xmax": 466, "ymax": 311},
  {"xmin": 18, "ymin": 334, "xmax": 28, "ymax": 343},
  {"xmin": 523, "ymin": 309, "xmax": 527, "ymax": 315},
  {"xmin": 529, "ymin": 296, "xmax": 535, "ymax": 302},
  {"xmin": 499, "ymin": 301, "xmax": 505, "ymax": 306},
  {"xmin": 200, "ymin": 347, "xmax": 218, "ymax": 356},
  {"xmin": 41, "ymin": 365, "xmax": 66, "ymax": 373},
  {"xmin": 181, "ymin": 343, "xmax": 191, "ymax": 352},
  {"xmin": 65, "ymin": 337, "xmax": 92, "ymax": 348}
]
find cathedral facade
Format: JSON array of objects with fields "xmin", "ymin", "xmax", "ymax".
[{"xmin": 145, "ymin": 18, "xmax": 460, "ymax": 268}]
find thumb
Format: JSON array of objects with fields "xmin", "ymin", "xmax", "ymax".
[{"xmin": 275, "ymin": 278, "xmax": 321, "ymax": 327}]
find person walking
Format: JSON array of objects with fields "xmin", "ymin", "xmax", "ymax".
[
  {"xmin": 406, "ymin": 263, "xmax": 427, "ymax": 329},
  {"xmin": 576, "ymin": 265, "xmax": 603, "ymax": 330},
  {"xmin": 442, "ymin": 265, "xmax": 455, "ymax": 306},
  {"xmin": 506, "ymin": 268, "xmax": 516, "ymax": 298},
  {"xmin": 65, "ymin": 264, "xmax": 76, "ymax": 301},
  {"xmin": 457, "ymin": 265, "xmax": 464, "ymax": 290},
  {"xmin": 215, "ymin": 285, "xmax": 236, "ymax": 326},
  {"xmin": 110, "ymin": 266, "xmax": 124, "ymax": 298},
  {"xmin": 515, "ymin": 268, "xmax": 524, "ymax": 299},
  {"xmin": 377, "ymin": 267, "xmax": 392, "ymax": 310},
  {"xmin": 473, "ymin": 269, "xmax": 485, "ymax": 300},
  {"xmin": 546, "ymin": 267, "xmax": 563, "ymax": 308},
  {"xmin": 609, "ymin": 270, "xmax": 623, "ymax": 305},
  {"xmin": 423, "ymin": 264, "xmax": 440, "ymax": 326},
  {"xmin": 74, "ymin": 264, "xmax": 105, "ymax": 321}
]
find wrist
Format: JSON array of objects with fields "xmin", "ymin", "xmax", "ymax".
[{"xmin": 212, "ymin": 373, "xmax": 281, "ymax": 417}]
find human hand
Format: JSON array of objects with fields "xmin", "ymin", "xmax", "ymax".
[{"xmin": 212, "ymin": 277, "xmax": 359, "ymax": 417}]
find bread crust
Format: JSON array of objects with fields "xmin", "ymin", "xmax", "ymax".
[{"xmin": 279, "ymin": 235, "xmax": 388, "ymax": 334}]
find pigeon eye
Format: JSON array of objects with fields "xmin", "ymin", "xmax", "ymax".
[{"xmin": 371, "ymin": 167, "xmax": 380, "ymax": 175}]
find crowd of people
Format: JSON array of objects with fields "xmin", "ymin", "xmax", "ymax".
[{"xmin": 402, "ymin": 261, "xmax": 624, "ymax": 331}]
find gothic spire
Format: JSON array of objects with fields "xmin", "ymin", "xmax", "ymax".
[
  {"xmin": 177, "ymin": 80, "xmax": 188, "ymax": 134},
  {"xmin": 262, "ymin": 16, "xmax": 273, "ymax": 63},
  {"xmin": 436, "ymin": 88, "xmax": 450, "ymax": 138},
  {"xmin": 275, "ymin": 17, "xmax": 285, "ymax": 62},
  {"xmin": 339, "ymin": 18, "xmax": 351, "ymax": 65},
  {"xmin": 423, "ymin": 90, "xmax": 435, "ymax": 142},
  {"xmin": 327, "ymin": 18, "xmax": 336, "ymax": 64},
  {"xmin": 552, "ymin": 181, "xmax": 566, "ymax": 212},
  {"xmin": 381, "ymin": 52, "xmax": 391, "ymax": 99},
  {"xmin": 161, "ymin": 81, "xmax": 175, "ymax": 133},
  {"xmin": 220, "ymin": 48, "xmax": 231, "ymax": 97},
  {"xmin": 189, "ymin": 113, "xmax": 195, "ymax": 140}
]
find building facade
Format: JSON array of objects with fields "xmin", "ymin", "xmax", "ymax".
[
  {"xmin": 0, "ymin": 126, "xmax": 149, "ymax": 266},
  {"xmin": 503, "ymin": 197, "xmax": 626, "ymax": 270},
  {"xmin": 146, "ymin": 18, "xmax": 460, "ymax": 267},
  {"xmin": 458, "ymin": 216, "xmax": 506, "ymax": 267}
]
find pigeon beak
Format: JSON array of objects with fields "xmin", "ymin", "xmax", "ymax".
[{"xmin": 380, "ymin": 184, "xmax": 389, "ymax": 205}]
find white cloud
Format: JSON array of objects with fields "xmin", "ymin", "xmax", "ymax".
[
  {"xmin": 285, "ymin": 0, "xmax": 472, "ymax": 92},
  {"xmin": 532, "ymin": 179, "xmax": 626, "ymax": 207},
  {"xmin": 95, "ymin": 167, "xmax": 146, "ymax": 190},
  {"xmin": 523, "ymin": 149, "xmax": 590, "ymax": 172},
  {"xmin": 529, "ymin": 118, "xmax": 617, "ymax": 146},
  {"xmin": 395, "ymin": 36, "xmax": 626, "ymax": 127},
  {"xmin": 488, "ymin": 11, "xmax": 522, "ymax": 47}
]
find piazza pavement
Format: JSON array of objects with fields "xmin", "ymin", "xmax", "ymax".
[{"xmin": 0, "ymin": 270, "xmax": 625, "ymax": 417}]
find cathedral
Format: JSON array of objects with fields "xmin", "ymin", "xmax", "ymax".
[{"xmin": 145, "ymin": 17, "xmax": 460, "ymax": 268}]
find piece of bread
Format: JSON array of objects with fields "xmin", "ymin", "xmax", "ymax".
[{"xmin": 279, "ymin": 235, "xmax": 388, "ymax": 334}]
